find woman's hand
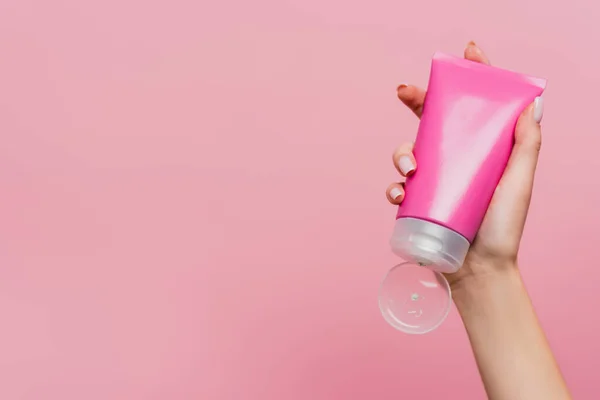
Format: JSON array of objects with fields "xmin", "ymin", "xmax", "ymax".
[
  {"xmin": 386, "ymin": 42, "xmax": 571, "ymax": 400},
  {"xmin": 385, "ymin": 41, "xmax": 544, "ymax": 292}
]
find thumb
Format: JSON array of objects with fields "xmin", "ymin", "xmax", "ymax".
[{"xmin": 494, "ymin": 97, "xmax": 544, "ymax": 230}]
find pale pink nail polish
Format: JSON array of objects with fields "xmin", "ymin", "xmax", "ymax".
[
  {"xmin": 533, "ymin": 96, "xmax": 544, "ymax": 123},
  {"xmin": 398, "ymin": 156, "xmax": 415, "ymax": 175},
  {"xmin": 390, "ymin": 187, "xmax": 403, "ymax": 200}
]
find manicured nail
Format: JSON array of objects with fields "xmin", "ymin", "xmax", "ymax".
[
  {"xmin": 398, "ymin": 156, "xmax": 415, "ymax": 175},
  {"xmin": 533, "ymin": 96, "xmax": 544, "ymax": 124},
  {"xmin": 390, "ymin": 187, "xmax": 404, "ymax": 200},
  {"xmin": 468, "ymin": 42, "xmax": 482, "ymax": 54},
  {"xmin": 397, "ymin": 83, "xmax": 408, "ymax": 91}
]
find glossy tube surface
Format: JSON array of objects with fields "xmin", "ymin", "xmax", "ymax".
[{"xmin": 397, "ymin": 53, "xmax": 547, "ymax": 242}]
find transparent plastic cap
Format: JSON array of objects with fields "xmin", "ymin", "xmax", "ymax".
[
  {"xmin": 379, "ymin": 262, "xmax": 451, "ymax": 334},
  {"xmin": 389, "ymin": 218, "xmax": 470, "ymax": 274},
  {"xmin": 379, "ymin": 218, "xmax": 470, "ymax": 334}
]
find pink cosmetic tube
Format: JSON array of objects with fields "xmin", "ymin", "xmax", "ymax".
[{"xmin": 379, "ymin": 52, "xmax": 546, "ymax": 334}]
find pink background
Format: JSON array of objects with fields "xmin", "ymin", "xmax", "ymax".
[{"xmin": 0, "ymin": 0, "xmax": 596, "ymax": 399}]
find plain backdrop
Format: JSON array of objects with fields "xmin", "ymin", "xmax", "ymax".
[{"xmin": 0, "ymin": 0, "xmax": 597, "ymax": 399}]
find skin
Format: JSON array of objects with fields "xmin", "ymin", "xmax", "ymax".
[{"xmin": 386, "ymin": 42, "xmax": 572, "ymax": 400}]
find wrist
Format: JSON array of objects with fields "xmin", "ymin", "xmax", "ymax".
[{"xmin": 451, "ymin": 263, "xmax": 523, "ymax": 314}]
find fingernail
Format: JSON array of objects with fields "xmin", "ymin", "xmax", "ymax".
[
  {"xmin": 390, "ymin": 187, "xmax": 404, "ymax": 200},
  {"xmin": 398, "ymin": 156, "xmax": 415, "ymax": 175},
  {"xmin": 533, "ymin": 96, "xmax": 544, "ymax": 124},
  {"xmin": 397, "ymin": 83, "xmax": 408, "ymax": 91},
  {"xmin": 467, "ymin": 41, "xmax": 482, "ymax": 54}
]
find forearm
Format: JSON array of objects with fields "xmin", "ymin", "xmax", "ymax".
[{"xmin": 453, "ymin": 267, "xmax": 571, "ymax": 400}]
